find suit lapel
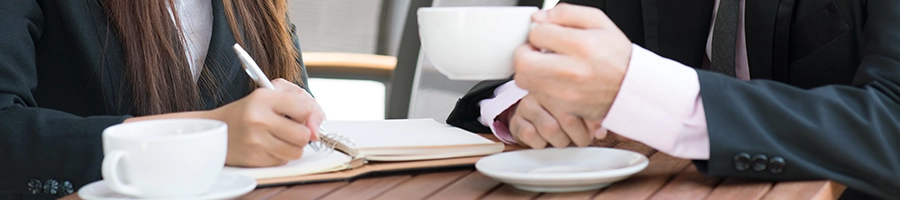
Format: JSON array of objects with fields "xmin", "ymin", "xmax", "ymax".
[
  {"xmin": 198, "ymin": 0, "xmax": 247, "ymax": 110},
  {"xmin": 770, "ymin": 0, "xmax": 796, "ymax": 82},
  {"xmin": 744, "ymin": 0, "xmax": 780, "ymax": 80},
  {"xmin": 653, "ymin": 0, "xmax": 715, "ymax": 68},
  {"xmin": 91, "ymin": 0, "xmax": 131, "ymax": 115},
  {"xmin": 745, "ymin": 0, "xmax": 795, "ymax": 81}
]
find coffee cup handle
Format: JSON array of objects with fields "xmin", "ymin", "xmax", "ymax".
[{"xmin": 102, "ymin": 151, "xmax": 142, "ymax": 197}]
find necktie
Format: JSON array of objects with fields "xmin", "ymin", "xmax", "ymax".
[{"xmin": 711, "ymin": 0, "xmax": 739, "ymax": 77}]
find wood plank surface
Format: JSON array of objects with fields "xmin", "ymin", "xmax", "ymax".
[
  {"xmin": 593, "ymin": 152, "xmax": 690, "ymax": 200},
  {"xmin": 238, "ymin": 186, "xmax": 287, "ymax": 200},
  {"xmin": 428, "ymin": 171, "xmax": 501, "ymax": 200},
  {"xmin": 648, "ymin": 165, "xmax": 722, "ymax": 200},
  {"xmin": 58, "ymin": 194, "xmax": 80, "ymax": 200},
  {"xmin": 810, "ymin": 181, "xmax": 847, "ymax": 200},
  {"xmin": 762, "ymin": 180, "xmax": 846, "ymax": 200},
  {"xmin": 704, "ymin": 178, "xmax": 772, "ymax": 200},
  {"xmin": 303, "ymin": 52, "xmax": 397, "ymax": 72},
  {"xmin": 316, "ymin": 175, "xmax": 411, "ymax": 200},
  {"xmin": 481, "ymin": 184, "xmax": 541, "ymax": 200},
  {"xmin": 270, "ymin": 181, "xmax": 349, "ymax": 200},
  {"xmin": 613, "ymin": 141, "xmax": 655, "ymax": 156},
  {"xmin": 535, "ymin": 189, "xmax": 600, "ymax": 200},
  {"xmin": 592, "ymin": 138, "xmax": 619, "ymax": 148},
  {"xmin": 373, "ymin": 170, "xmax": 472, "ymax": 200}
]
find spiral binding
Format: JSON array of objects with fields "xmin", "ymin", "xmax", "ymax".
[{"xmin": 311, "ymin": 127, "xmax": 356, "ymax": 153}]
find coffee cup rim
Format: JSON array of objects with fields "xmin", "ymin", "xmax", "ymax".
[{"xmin": 103, "ymin": 118, "xmax": 226, "ymax": 142}]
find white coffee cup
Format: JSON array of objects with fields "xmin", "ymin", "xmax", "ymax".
[
  {"xmin": 417, "ymin": 6, "xmax": 538, "ymax": 80},
  {"xmin": 101, "ymin": 119, "xmax": 227, "ymax": 198}
]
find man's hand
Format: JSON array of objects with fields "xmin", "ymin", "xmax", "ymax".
[
  {"xmin": 508, "ymin": 94, "xmax": 598, "ymax": 149},
  {"xmin": 514, "ymin": 3, "xmax": 632, "ymax": 123}
]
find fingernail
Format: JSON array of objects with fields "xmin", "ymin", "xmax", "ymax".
[
  {"xmin": 533, "ymin": 10, "xmax": 548, "ymax": 22},
  {"xmin": 593, "ymin": 128, "xmax": 607, "ymax": 138}
]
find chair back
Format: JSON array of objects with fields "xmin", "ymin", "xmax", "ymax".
[
  {"xmin": 289, "ymin": 0, "xmax": 416, "ymax": 56},
  {"xmin": 388, "ymin": 0, "xmax": 544, "ymax": 123}
]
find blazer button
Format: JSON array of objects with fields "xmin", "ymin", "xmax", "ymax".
[
  {"xmin": 751, "ymin": 154, "xmax": 768, "ymax": 171},
  {"xmin": 734, "ymin": 153, "xmax": 751, "ymax": 171},
  {"xmin": 27, "ymin": 179, "xmax": 42, "ymax": 194},
  {"xmin": 43, "ymin": 179, "xmax": 59, "ymax": 195},
  {"xmin": 59, "ymin": 181, "xmax": 74, "ymax": 196},
  {"xmin": 768, "ymin": 157, "xmax": 786, "ymax": 174}
]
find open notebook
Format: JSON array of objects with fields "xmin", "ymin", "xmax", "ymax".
[{"xmin": 223, "ymin": 119, "xmax": 505, "ymax": 180}]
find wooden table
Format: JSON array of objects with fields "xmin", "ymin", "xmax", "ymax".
[
  {"xmin": 235, "ymin": 140, "xmax": 846, "ymax": 200},
  {"xmin": 61, "ymin": 139, "xmax": 845, "ymax": 200}
]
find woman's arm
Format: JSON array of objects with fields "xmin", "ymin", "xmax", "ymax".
[{"xmin": 0, "ymin": 1, "xmax": 132, "ymax": 198}]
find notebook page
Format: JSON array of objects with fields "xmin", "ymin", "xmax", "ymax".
[
  {"xmin": 320, "ymin": 119, "xmax": 496, "ymax": 149},
  {"xmin": 222, "ymin": 146, "xmax": 352, "ymax": 179}
]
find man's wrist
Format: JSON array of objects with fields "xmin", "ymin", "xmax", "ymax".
[
  {"xmin": 497, "ymin": 102, "xmax": 518, "ymax": 126},
  {"xmin": 490, "ymin": 101, "xmax": 520, "ymax": 144}
]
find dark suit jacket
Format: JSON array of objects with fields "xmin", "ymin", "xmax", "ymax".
[
  {"xmin": 447, "ymin": 0, "xmax": 900, "ymax": 198},
  {"xmin": 0, "ymin": 0, "xmax": 309, "ymax": 198}
]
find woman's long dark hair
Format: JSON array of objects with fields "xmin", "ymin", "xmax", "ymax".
[{"xmin": 102, "ymin": 0, "xmax": 302, "ymax": 115}]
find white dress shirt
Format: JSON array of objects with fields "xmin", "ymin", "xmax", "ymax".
[{"xmin": 169, "ymin": 0, "xmax": 213, "ymax": 82}]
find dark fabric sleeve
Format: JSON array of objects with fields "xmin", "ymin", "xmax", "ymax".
[
  {"xmin": 0, "ymin": 1, "xmax": 129, "ymax": 197},
  {"xmin": 446, "ymin": 80, "xmax": 511, "ymax": 133},
  {"xmin": 694, "ymin": 1, "xmax": 900, "ymax": 198}
]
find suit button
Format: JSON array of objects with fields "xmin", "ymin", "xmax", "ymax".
[
  {"xmin": 27, "ymin": 179, "xmax": 42, "ymax": 194},
  {"xmin": 59, "ymin": 181, "xmax": 74, "ymax": 196},
  {"xmin": 769, "ymin": 157, "xmax": 786, "ymax": 174},
  {"xmin": 734, "ymin": 153, "xmax": 751, "ymax": 171},
  {"xmin": 751, "ymin": 154, "xmax": 768, "ymax": 171},
  {"xmin": 43, "ymin": 179, "xmax": 59, "ymax": 195}
]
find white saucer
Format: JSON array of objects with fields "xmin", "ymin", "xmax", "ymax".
[
  {"xmin": 78, "ymin": 172, "xmax": 257, "ymax": 200},
  {"xmin": 476, "ymin": 147, "xmax": 648, "ymax": 193}
]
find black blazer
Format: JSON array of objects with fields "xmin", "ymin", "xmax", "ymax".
[
  {"xmin": 447, "ymin": 0, "xmax": 899, "ymax": 198},
  {"xmin": 0, "ymin": 0, "xmax": 309, "ymax": 198}
]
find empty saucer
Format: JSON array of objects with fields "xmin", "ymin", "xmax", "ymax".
[
  {"xmin": 476, "ymin": 147, "xmax": 648, "ymax": 193},
  {"xmin": 78, "ymin": 172, "xmax": 256, "ymax": 200}
]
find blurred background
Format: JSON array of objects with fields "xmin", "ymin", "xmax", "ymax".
[{"xmin": 292, "ymin": 0, "xmax": 559, "ymax": 121}]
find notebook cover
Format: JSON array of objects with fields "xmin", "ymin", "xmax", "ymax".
[{"xmin": 255, "ymin": 134, "xmax": 524, "ymax": 187}]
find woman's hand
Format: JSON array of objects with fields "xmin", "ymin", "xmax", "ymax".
[
  {"xmin": 204, "ymin": 78, "xmax": 325, "ymax": 167},
  {"xmin": 123, "ymin": 78, "xmax": 325, "ymax": 167}
]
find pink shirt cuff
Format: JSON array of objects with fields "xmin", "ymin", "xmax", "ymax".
[
  {"xmin": 478, "ymin": 81, "xmax": 527, "ymax": 144},
  {"xmin": 602, "ymin": 44, "xmax": 710, "ymax": 160}
]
